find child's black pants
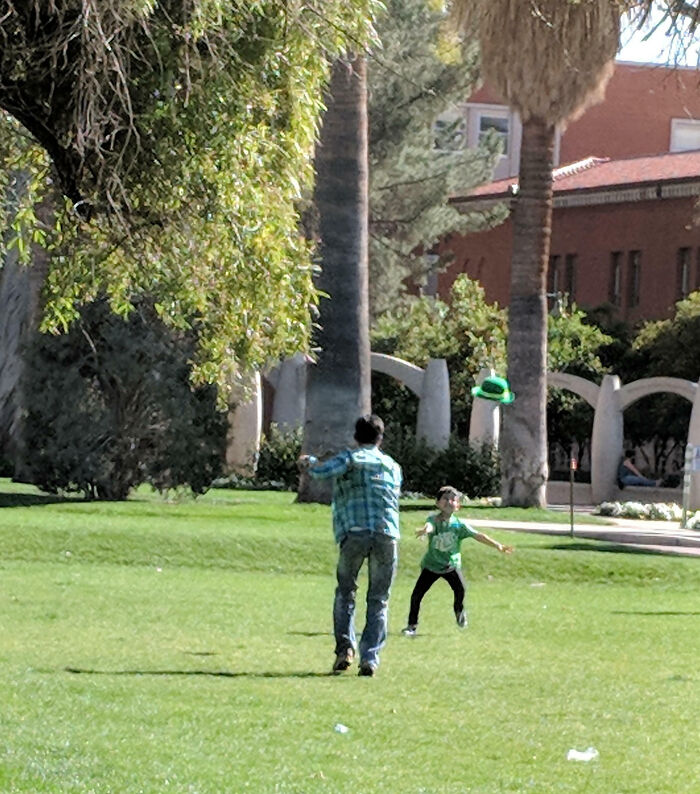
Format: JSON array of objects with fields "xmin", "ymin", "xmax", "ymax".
[{"xmin": 407, "ymin": 567, "xmax": 466, "ymax": 626}]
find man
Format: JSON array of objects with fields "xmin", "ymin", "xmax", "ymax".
[{"xmin": 298, "ymin": 414, "xmax": 402, "ymax": 677}]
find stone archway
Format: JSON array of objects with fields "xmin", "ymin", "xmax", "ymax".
[
  {"xmin": 370, "ymin": 353, "xmax": 450, "ymax": 450},
  {"xmin": 226, "ymin": 353, "xmax": 451, "ymax": 472},
  {"xmin": 546, "ymin": 372, "xmax": 700, "ymax": 507}
]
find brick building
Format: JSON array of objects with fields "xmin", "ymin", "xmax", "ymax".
[{"xmin": 433, "ymin": 62, "xmax": 700, "ymax": 323}]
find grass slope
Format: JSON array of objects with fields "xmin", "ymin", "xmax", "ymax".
[{"xmin": 0, "ymin": 482, "xmax": 698, "ymax": 793}]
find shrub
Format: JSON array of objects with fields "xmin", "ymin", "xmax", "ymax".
[
  {"xmin": 381, "ymin": 424, "xmax": 500, "ymax": 498},
  {"xmin": 255, "ymin": 425, "xmax": 303, "ymax": 490},
  {"xmin": 594, "ymin": 501, "xmax": 683, "ymax": 521},
  {"xmin": 21, "ymin": 298, "xmax": 227, "ymax": 499}
]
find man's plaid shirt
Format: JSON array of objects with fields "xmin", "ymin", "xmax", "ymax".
[{"xmin": 307, "ymin": 445, "xmax": 402, "ymax": 543}]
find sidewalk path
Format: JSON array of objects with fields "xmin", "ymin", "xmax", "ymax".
[{"xmin": 467, "ymin": 515, "xmax": 700, "ymax": 557}]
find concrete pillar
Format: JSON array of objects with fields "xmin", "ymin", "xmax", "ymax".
[
  {"xmin": 416, "ymin": 358, "xmax": 450, "ymax": 450},
  {"xmin": 226, "ymin": 372, "xmax": 263, "ymax": 476},
  {"xmin": 271, "ymin": 353, "xmax": 307, "ymax": 430},
  {"xmin": 468, "ymin": 368, "xmax": 500, "ymax": 447},
  {"xmin": 590, "ymin": 374, "xmax": 623, "ymax": 504},
  {"xmin": 686, "ymin": 379, "xmax": 700, "ymax": 510}
]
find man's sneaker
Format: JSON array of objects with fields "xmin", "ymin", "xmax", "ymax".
[
  {"xmin": 358, "ymin": 661, "xmax": 376, "ymax": 677},
  {"xmin": 401, "ymin": 625, "xmax": 417, "ymax": 637},
  {"xmin": 332, "ymin": 648, "xmax": 355, "ymax": 674},
  {"xmin": 455, "ymin": 610, "xmax": 468, "ymax": 629}
]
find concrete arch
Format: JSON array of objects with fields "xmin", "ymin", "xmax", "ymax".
[
  {"xmin": 544, "ymin": 371, "xmax": 700, "ymax": 508},
  {"xmin": 227, "ymin": 353, "xmax": 452, "ymax": 472},
  {"xmin": 371, "ymin": 353, "xmax": 450, "ymax": 450},
  {"xmin": 369, "ymin": 353, "xmax": 424, "ymax": 396},
  {"xmin": 546, "ymin": 371, "xmax": 600, "ymax": 408},
  {"xmin": 619, "ymin": 376, "xmax": 697, "ymax": 409}
]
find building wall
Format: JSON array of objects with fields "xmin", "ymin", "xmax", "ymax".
[
  {"xmin": 439, "ymin": 196, "xmax": 700, "ymax": 322},
  {"xmin": 560, "ymin": 62, "xmax": 700, "ymax": 161},
  {"xmin": 468, "ymin": 62, "xmax": 700, "ymax": 170}
]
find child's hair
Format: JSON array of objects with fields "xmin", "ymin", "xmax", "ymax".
[
  {"xmin": 437, "ymin": 485, "xmax": 462, "ymax": 502},
  {"xmin": 354, "ymin": 414, "xmax": 384, "ymax": 445}
]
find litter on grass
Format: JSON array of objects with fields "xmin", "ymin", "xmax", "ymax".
[
  {"xmin": 333, "ymin": 723, "xmax": 349, "ymax": 734},
  {"xmin": 567, "ymin": 747, "xmax": 599, "ymax": 762}
]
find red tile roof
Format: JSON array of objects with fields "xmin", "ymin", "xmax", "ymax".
[{"xmin": 456, "ymin": 149, "xmax": 700, "ymax": 202}]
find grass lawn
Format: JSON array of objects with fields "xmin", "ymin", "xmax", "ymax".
[{"xmin": 0, "ymin": 481, "xmax": 698, "ymax": 793}]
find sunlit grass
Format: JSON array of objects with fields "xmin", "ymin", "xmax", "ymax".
[{"xmin": 0, "ymin": 481, "xmax": 698, "ymax": 792}]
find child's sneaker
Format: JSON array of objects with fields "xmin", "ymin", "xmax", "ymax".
[
  {"xmin": 401, "ymin": 625, "xmax": 417, "ymax": 636},
  {"xmin": 455, "ymin": 610, "xmax": 468, "ymax": 629}
]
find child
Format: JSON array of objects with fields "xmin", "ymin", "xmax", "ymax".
[{"xmin": 402, "ymin": 486, "xmax": 513, "ymax": 636}]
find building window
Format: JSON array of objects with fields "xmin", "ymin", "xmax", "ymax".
[
  {"xmin": 670, "ymin": 118, "xmax": 700, "ymax": 152},
  {"xmin": 477, "ymin": 112, "xmax": 510, "ymax": 155},
  {"xmin": 564, "ymin": 254, "xmax": 577, "ymax": 300},
  {"xmin": 548, "ymin": 254, "xmax": 561, "ymax": 295},
  {"xmin": 678, "ymin": 247, "xmax": 692, "ymax": 298},
  {"xmin": 609, "ymin": 251, "xmax": 622, "ymax": 306},
  {"xmin": 433, "ymin": 110, "xmax": 467, "ymax": 151},
  {"xmin": 628, "ymin": 251, "xmax": 641, "ymax": 307}
]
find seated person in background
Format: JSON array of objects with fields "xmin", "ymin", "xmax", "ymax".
[{"xmin": 617, "ymin": 449, "xmax": 662, "ymax": 488}]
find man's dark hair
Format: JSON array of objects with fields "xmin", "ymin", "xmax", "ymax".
[
  {"xmin": 624, "ymin": 449, "xmax": 635, "ymax": 459},
  {"xmin": 354, "ymin": 414, "xmax": 384, "ymax": 445}
]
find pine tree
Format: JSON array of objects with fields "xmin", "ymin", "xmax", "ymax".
[{"xmin": 367, "ymin": 0, "xmax": 506, "ymax": 318}]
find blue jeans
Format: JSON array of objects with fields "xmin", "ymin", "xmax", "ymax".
[
  {"xmin": 620, "ymin": 474, "xmax": 657, "ymax": 487},
  {"xmin": 333, "ymin": 531, "xmax": 398, "ymax": 668}
]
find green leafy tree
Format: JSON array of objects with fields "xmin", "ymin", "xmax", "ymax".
[
  {"xmin": 0, "ymin": 1, "xmax": 381, "ymax": 390},
  {"xmin": 372, "ymin": 283, "xmax": 611, "ymax": 472},
  {"xmin": 371, "ymin": 275, "xmax": 507, "ymax": 434},
  {"xmin": 546, "ymin": 300, "xmax": 612, "ymax": 476},
  {"xmin": 21, "ymin": 298, "xmax": 228, "ymax": 500},
  {"xmin": 368, "ymin": 0, "xmax": 505, "ymax": 318},
  {"xmin": 622, "ymin": 292, "xmax": 700, "ymax": 473}
]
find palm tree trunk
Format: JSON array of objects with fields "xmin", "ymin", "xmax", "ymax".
[
  {"xmin": 500, "ymin": 117, "xmax": 554, "ymax": 507},
  {"xmin": 297, "ymin": 57, "xmax": 371, "ymax": 503}
]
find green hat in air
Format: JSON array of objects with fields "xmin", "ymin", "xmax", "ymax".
[{"xmin": 471, "ymin": 375, "xmax": 515, "ymax": 405}]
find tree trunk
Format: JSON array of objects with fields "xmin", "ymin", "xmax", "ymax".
[
  {"xmin": 500, "ymin": 118, "xmax": 554, "ymax": 507},
  {"xmin": 0, "ymin": 192, "xmax": 52, "ymax": 480},
  {"xmin": 297, "ymin": 57, "xmax": 371, "ymax": 504}
]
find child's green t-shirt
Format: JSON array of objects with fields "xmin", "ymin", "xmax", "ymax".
[{"xmin": 421, "ymin": 513, "xmax": 478, "ymax": 572}]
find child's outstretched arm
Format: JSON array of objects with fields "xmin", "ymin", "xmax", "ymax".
[
  {"xmin": 474, "ymin": 532, "xmax": 513, "ymax": 554},
  {"xmin": 415, "ymin": 522, "xmax": 434, "ymax": 538}
]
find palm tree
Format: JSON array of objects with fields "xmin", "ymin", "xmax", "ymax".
[
  {"xmin": 297, "ymin": 57, "xmax": 372, "ymax": 503},
  {"xmin": 451, "ymin": 0, "xmax": 624, "ymax": 506}
]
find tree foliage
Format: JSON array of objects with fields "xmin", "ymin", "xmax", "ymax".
[
  {"xmin": 546, "ymin": 300, "xmax": 612, "ymax": 473},
  {"xmin": 21, "ymin": 297, "xmax": 228, "ymax": 500},
  {"xmin": 621, "ymin": 291, "xmax": 700, "ymax": 470},
  {"xmin": 368, "ymin": 0, "xmax": 505, "ymax": 317},
  {"xmin": 0, "ymin": 1, "xmax": 381, "ymax": 390},
  {"xmin": 371, "ymin": 275, "xmax": 507, "ymax": 434},
  {"xmin": 371, "ymin": 282, "xmax": 612, "ymax": 470}
]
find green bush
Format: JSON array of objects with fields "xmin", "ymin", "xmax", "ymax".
[
  {"xmin": 21, "ymin": 298, "xmax": 227, "ymax": 499},
  {"xmin": 254, "ymin": 424, "xmax": 303, "ymax": 490},
  {"xmin": 382, "ymin": 424, "xmax": 500, "ymax": 498}
]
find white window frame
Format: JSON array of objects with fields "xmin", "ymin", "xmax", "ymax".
[
  {"xmin": 472, "ymin": 105, "xmax": 511, "ymax": 157},
  {"xmin": 433, "ymin": 107, "xmax": 468, "ymax": 152},
  {"xmin": 670, "ymin": 118, "xmax": 700, "ymax": 152}
]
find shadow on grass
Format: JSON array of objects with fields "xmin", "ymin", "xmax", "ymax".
[
  {"xmin": 0, "ymin": 492, "xmax": 71, "ymax": 508},
  {"xmin": 65, "ymin": 666, "xmax": 334, "ymax": 678},
  {"xmin": 549, "ymin": 542, "xmax": 674, "ymax": 556},
  {"xmin": 612, "ymin": 610, "xmax": 700, "ymax": 616},
  {"xmin": 287, "ymin": 630, "xmax": 331, "ymax": 637}
]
